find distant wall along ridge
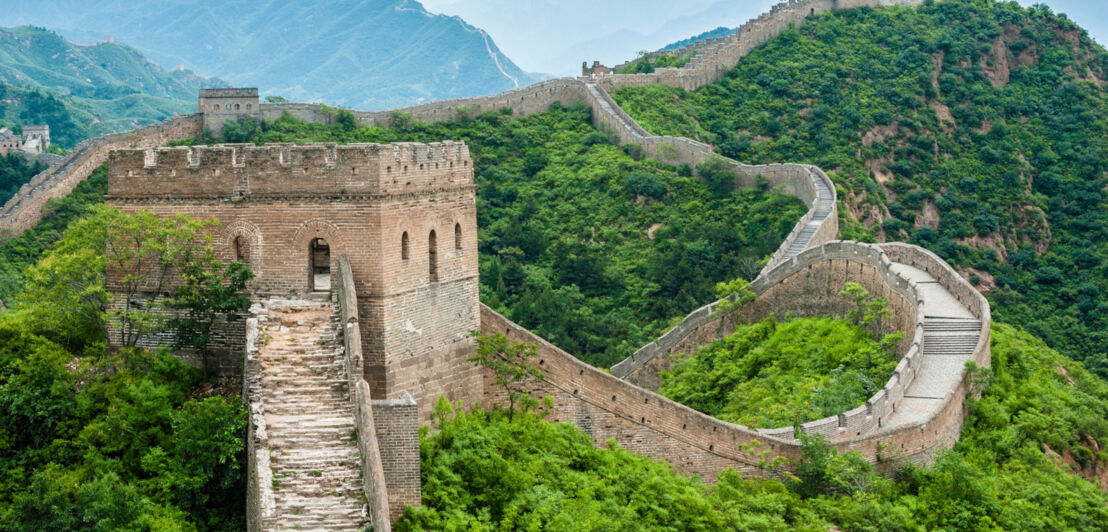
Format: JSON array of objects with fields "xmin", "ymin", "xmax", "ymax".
[{"xmin": 0, "ymin": 1, "xmax": 984, "ymax": 530}]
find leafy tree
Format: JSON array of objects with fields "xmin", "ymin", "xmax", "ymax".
[
  {"xmin": 19, "ymin": 205, "xmax": 249, "ymax": 354},
  {"xmin": 168, "ymin": 260, "xmax": 254, "ymax": 373},
  {"xmin": 469, "ymin": 331, "xmax": 544, "ymax": 420}
]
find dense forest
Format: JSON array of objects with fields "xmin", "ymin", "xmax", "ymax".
[
  {"xmin": 225, "ymin": 104, "xmax": 805, "ymax": 367},
  {"xmin": 614, "ymin": 0, "xmax": 1108, "ymax": 378},
  {"xmin": 397, "ymin": 324, "xmax": 1108, "ymax": 531},
  {"xmin": 0, "ymin": 152, "xmax": 47, "ymax": 205},
  {"xmin": 2, "ymin": 0, "xmax": 1108, "ymax": 529}
]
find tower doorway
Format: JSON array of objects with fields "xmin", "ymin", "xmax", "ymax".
[{"xmin": 310, "ymin": 238, "xmax": 331, "ymax": 291}]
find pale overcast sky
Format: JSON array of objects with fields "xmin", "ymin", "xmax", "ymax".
[{"xmin": 418, "ymin": 0, "xmax": 1108, "ymax": 76}]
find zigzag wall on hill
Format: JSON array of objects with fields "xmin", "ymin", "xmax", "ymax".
[{"xmin": 0, "ymin": 0, "xmax": 988, "ymax": 493}]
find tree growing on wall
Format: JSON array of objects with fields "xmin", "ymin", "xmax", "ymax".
[
  {"xmin": 469, "ymin": 331, "xmax": 544, "ymax": 421},
  {"xmin": 19, "ymin": 205, "xmax": 250, "ymax": 355},
  {"xmin": 167, "ymin": 259, "xmax": 254, "ymax": 374}
]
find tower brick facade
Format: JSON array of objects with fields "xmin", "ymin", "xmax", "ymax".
[{"xmin": 106, "ymin": 142, "xmax": 482, "ymax": 418}]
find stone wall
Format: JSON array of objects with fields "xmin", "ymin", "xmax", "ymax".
[
  {"xmin": 337, "ymin": 256, "xmax": 393, "ymax": 531},
  {"xmin": 481, "ymin": 238, "xmax": 989, "ymax": 477},
  {"xmin": 371, "ymin": 393, "xmax": 420, "ymax": 523},
  {"xmin": 612, "ymin": 242, "xmax": 924, "ymax": 440},
  {"xmin": 243, "ymin": 316, "xmax": 275, "ymax": 531},
  {"xmin": 0, "ymin": 114, "xmax": 203, "ymax": 238},
  {"xmin": 480, "ymin": 304, "xmax": 796, "ymax": 482}
]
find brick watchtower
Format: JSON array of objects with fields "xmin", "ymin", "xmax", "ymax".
[
  {"xmin": 198, "ymin": 88, "xmax": 260, "ymax": 136},
  {"xmin": 106, "ymin": 142, "xmax": 481, "ymax": 419}
]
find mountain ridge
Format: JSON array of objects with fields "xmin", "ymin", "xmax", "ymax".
[{"xmin": 0, "ymin": 0, "xmax": 542, "ymax": 110}]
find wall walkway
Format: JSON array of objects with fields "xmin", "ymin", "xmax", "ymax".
[{"xmin": 0, "ymin": 0, "xmax": 989, "ymax": 502}]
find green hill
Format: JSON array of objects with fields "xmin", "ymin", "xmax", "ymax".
[
  {"xmin": 0, "ymin": 0, "xmax": 543, "ymax": 110},
  {"xmin": 614, "ymin": 0, "xmax": 1108, "ymax": 378},
  {"xmin": 0, "ymin": 26, "xmax": 226, "ymax": 147}
]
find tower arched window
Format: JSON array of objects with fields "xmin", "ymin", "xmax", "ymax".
[
  {"xmin": 401, "ymin": 232, "xmax": 410, "ymax": 260},
  {"xmin": 429, "ymin": 230, "xmax": 438, "ymax": 282},
  {"xmin": 233, "ymin": 235, "xmax": 247, "ymax": 262},
  {"xmin": 454, "ymin": 223, "xmax": 462, "ymax": 250}
]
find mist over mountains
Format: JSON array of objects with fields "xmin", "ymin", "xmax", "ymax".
[{"xmin": 0, "ymin": 0, "xmax": 542, "ymax": 110}]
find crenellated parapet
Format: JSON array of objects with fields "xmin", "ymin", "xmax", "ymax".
[{"xmin": 107, "ymin": 141, "xmax": 472, "ymax": 199}]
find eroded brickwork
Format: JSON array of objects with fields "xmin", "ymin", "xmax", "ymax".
[{"xmin": 106, "ymin": 143, "xmax": 480, "ymax": 402}]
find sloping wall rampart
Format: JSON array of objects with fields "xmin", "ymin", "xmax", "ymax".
[
  {"xmin": 612, "ymin": 242, "xmax": 925, "ymax": 440},
  {"xmin": 0, "ymin": 114, "xmax": 203, "ymax": 237}
]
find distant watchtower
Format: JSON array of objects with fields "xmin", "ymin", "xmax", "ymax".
[
  {"xmin": 22, "ymin": 125, "xmax": 49, "ymax": 153},
  {"xmin": 198, "ymin": 88, "xmax": 260, "ymax": 136},
  {"xmin": 106, "ymin": 142, "xmax": 482, "ymax": 420}
]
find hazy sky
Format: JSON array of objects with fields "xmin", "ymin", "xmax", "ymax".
[{"xmin": 418, "ymin": 0, "xmax": 1108, "ymax": 76}]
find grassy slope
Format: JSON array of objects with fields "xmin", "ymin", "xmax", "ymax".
[
  {"xmin": 659, "ymin": 315, "xmax": 897, "ymax": 428},
  {"xmin": 613, "ymin": 0, "xmax": 1108, "ymax": 377}
]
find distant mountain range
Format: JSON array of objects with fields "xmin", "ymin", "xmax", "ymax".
[
  {"xmin": 0, "ymin": 0, "xmax": 544, "ymax": 111},
  {"xmin": 0, "ymin": 26, "xmax": 227, "ymax": 146}
]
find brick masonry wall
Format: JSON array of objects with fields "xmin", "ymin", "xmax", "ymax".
[
  {"xmin": 0, "ymin": 115, "xmax": 203, "ymax": 238},
  {"xmin": 480, "ymin": 304, "xmax": 794, "ymax": 482},
  {"xmin": 372, "ymin": 394, "xmax": 421, "ymax": 523},
  {"xmin": 106, "ymin": 144, "xmax": 481, "ymax": 407}
]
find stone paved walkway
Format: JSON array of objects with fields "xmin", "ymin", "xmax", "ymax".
[
  {"xmin": 256, "ymin": 302, "xmax": 368, "ymax": 531},
  {"xmin": 883, "ymin": 264, "xmax": 981, "ymax": 430}
]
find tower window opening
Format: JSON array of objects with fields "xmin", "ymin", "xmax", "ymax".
[
  {"xmin": 233, "ymin": 235, "xmax": 247, "ymax": 262},
  {"xmin": 429, "ymin": 230, "xmax": 439, "ymax": 282},
  {"xmin": 454, "ymin": 223, "xmax": 462, "ymax": 250},
  {"xmin": 401, "ymin": 232, "xmax": 410, "ymax": 260},
  {"xmin": 309, "ymin": 238, "xmax": 331, "ymax": 292}
]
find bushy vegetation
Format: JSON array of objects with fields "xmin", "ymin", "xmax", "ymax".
[
  {"xmin": 398, "ymin": 323, "xmax": 1108, "ymax": 531},
  {"xmin": 0, "ymin": 319, "xmax": 246, "ymax": 531},
  {"xmin": 660, "ymin": 26, "xmax": 735, "ymax": 52},
  {"xmin": 397, "ymin": 399, "xmax": 828, "ymax": 531},
  {"xmin": 618, "ymin": 51, "xmax": 694, "ymax": 74},
  {"xmin": 660, "ymin": 315, "xmax": 897, "ymax": 428},
  {"xmin": 613, "ymin": 0, "xmax": 1108, "ymax": 376},
  {"xmin": 0, "ymin": 164, "xmax": 107, "ymax": 307},
  {"xmin": 0, "ymin": 202, "xmax": 251, "ymax": 529},
  {"xmin": 0, "ymin": 152, "xmax": 47, "ymax": 205},
  {"xmin": 229, "ymin": 104, "xmax": 805, "ymax": 367}
]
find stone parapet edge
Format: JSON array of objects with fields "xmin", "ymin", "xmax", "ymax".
[{"xmin": 337, "ymin": 255, "xmax": 392, "ymax": 532}]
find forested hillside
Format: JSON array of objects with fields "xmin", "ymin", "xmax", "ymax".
[
  {"xmin": 395, "ymin": 324, "xmax": 1108, "ymax": 531},
  {"xmin": 613, "ymin": 0, "xmax": 1108, "ymax": 377},
  {"xmin": 223, "ymin": 105, "xmax": 805, "ymax": 367},
  {"xmin": 0, "ymin": 27, "xmax": 224, "ymax": 146},
  {"xmin": 0, "ymin": 0, "xmax": 541, "ymax": 110}
]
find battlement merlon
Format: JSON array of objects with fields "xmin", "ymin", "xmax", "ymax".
[
  {"xmin": 199, "ymin": 88, "xmax": 259, "ymax": 98},
  {"xmin": 107, "ymin": 142, "xmax": 474, "ymax": 199}
]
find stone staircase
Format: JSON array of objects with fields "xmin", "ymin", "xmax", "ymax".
[
  {"xmin": 255, "ymin": 301, "xmax": 368, "ymax": 531},
  {"xmin": 883, "ymin": 263, "xmax": 983, "ymax": 431}
]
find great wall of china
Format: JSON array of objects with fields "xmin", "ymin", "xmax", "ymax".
[{"xmin": 0, "ymin": 1, "xmax": 991, "ymax": 530}]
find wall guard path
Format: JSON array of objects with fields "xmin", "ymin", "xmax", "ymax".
[{"xmin": 1, "ymin": 0, "xmax": 988, "ymax": 489}]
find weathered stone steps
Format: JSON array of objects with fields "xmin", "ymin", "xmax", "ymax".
[{"xmin": 256, "ymin": 302, "xmax": 368, "ymax": 531}]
